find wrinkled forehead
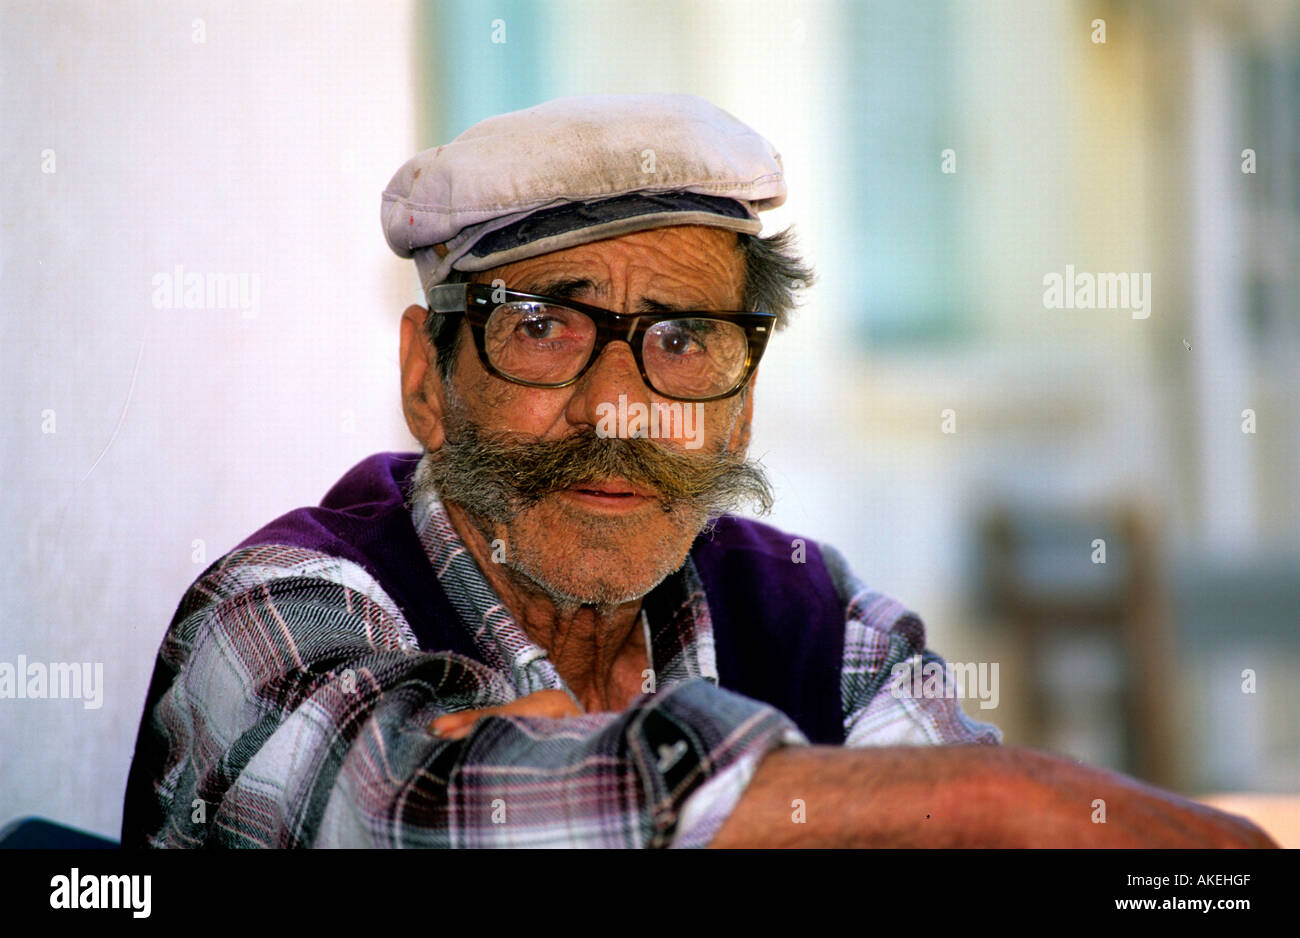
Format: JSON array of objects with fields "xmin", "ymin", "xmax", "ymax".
[{"xmin": 464, "ymin": 225, "xmax": 747, "ymax": 307}]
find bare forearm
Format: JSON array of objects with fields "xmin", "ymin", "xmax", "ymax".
[
  {"xmin": 710, "ymin": 745, "xmax": 1006, "ymax": 848},
  {"xmin": 709, "ymin": 745, "xmax": 1278, "ymax": 848}
]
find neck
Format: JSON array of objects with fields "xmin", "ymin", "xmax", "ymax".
[{"xmin": 441, "ymin": 499, "xmax": 649, "ymax": 711}]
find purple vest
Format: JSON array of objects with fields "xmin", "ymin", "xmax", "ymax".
[{"xmin": 234, "ymin": 452, "xmax": 847, "ymax": 744}]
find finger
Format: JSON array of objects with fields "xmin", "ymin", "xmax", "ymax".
[
  {"xmin": 428, "ymin": 710, "xmax": 488, "ymax": 737},
  {"xmin": 458, "ymin": 692, "xmax": 577, "ymax": 722},
  {"xmin": 434, "ymin": 706, "xmax": 518, "ymax": 741},
  {"xmin": 427, "ymin": 692, "xmax": 582, "ymax": 738},
  {"xmin": 429, "ymin": 702, "xmax": 518, "ymax": 735},
  {"xmin": 524, "ymin": 690, "xmax": 583, "ymax": 718},
  {"xmin": 439, "ymin": 721, "xmax": 479, "ymax": 741}
]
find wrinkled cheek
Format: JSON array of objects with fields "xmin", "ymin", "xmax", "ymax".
[{"xmin": 706, "ymin": 399, "xmax": 745, "ymax": 455}]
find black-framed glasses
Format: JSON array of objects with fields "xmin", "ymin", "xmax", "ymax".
[{"xmin": 426, "ymin": 282, "xmax": 775, "ymax": 402}]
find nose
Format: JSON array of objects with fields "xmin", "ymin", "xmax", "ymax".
[{"xmin": 564, "ymin": 337, "xmax": 652, "ymax": 433}]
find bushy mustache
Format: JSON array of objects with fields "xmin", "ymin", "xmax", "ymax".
[{"xmin": 408, "ymin": 410, "xmax": 774, "ymax": 524}]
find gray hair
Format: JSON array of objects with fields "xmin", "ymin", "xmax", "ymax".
[{"xmin": 422, "ymin": 226, "xmax": 814, "ymax": 380}]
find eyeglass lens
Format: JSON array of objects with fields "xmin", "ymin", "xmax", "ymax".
[{"xmin": 484, "ymin": 300, "xmax": 748, "ymax": 399}]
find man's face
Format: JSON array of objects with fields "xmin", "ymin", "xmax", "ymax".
[{"xmin": 402, "ymin": 225, "xmax": 771, "ymax": 608}]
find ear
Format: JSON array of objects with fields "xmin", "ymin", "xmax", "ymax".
[
  {"xmin": 726, "ymin": 367, "xmax": 757, "ymax": 454},
  {"xmin": 399, "ymin": 304, "xmax": 447, "ymax": 450}
]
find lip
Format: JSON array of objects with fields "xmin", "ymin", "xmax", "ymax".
[
  {"xmin": 569, "ymin": 479, "xmax": 658, "ymax": 498},
  {"xmin": 559, "ymin": 480, "xmax": 659, "ymax": 510}
]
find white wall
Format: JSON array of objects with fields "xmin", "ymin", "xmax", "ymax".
[{"xmin": 0, "ymin": 0, "xmax": 419, "ymax": 838}]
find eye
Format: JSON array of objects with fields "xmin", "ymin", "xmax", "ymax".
[
  {"xmin": 518, "ymin": 315, "xmax": 564, "ymax": 341},
  {"xmin": 653, "ymin": 321, "xmax": 709, "ymax": 356}
]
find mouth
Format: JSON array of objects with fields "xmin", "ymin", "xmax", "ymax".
[
  {"xmin": 571, "ymin": 479, "xmax": 658, "ymax": 497},
  {"xmin": 559, "ymin": 479, "xmax": 659, "ymax": 510}
]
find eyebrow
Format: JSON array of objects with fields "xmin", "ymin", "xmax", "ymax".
[{"xmin": 523, "ymin": 277, "xmax": 693, "ymax": 314}]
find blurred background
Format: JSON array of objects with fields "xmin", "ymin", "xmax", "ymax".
[{"xmin": 2, "ymin": 0, "xmax": 1297, "ymax": 842}]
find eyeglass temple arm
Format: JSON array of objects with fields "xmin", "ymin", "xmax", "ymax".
[{"xmin": 426, "ymin": 282, "xmax": 469, "ymax": 312}]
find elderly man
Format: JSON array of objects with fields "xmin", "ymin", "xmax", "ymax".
[{"xmin": 122, "ymin": 94, "xmax": 1273, "ymax": 848}]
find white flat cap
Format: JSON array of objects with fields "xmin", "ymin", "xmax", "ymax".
[{"xmin": 381, "ymin": 93, "xmax": 786, "ymax": 292}]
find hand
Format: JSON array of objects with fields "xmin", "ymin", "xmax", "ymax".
[
  {"xmin": 1003, "ymin": 747, "xmax": 1279, "ymax": 848},
  {"xmin": 428, "ymin": 689, "xmax": 583, "ymax": 741}
]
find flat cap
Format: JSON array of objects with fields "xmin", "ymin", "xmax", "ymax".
[{"xmin": 381, "ymin": 93, "xmax": 786, "ymax": 292}]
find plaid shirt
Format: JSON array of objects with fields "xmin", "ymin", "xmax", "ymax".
[{"xmin": 128, "ymin": 492, "xmax": 999, "ymax": 848}]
